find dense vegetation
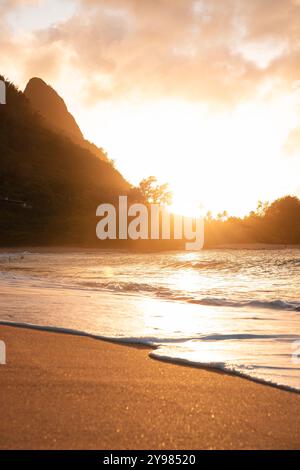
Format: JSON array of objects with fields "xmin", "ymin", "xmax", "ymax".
[
  {"xmin": 205, "ymin": 196, "xmax": 300, "ymax": 246},
  {"xmin": 0, "ymin": 76, "xmax": 130, "ymax": 245}
]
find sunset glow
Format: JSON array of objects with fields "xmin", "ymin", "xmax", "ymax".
[
  {"xmin": 78, "ymin": 95, "xmax": 300, "ymax": 216},
  {"xmin": 2, "ymin": 0, "xmax": 300, "ymax": 215}
]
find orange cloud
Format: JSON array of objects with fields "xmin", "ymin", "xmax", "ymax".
[{"xmin": 1, "ymin": 0, "xmax": 300, "ymax": 106}]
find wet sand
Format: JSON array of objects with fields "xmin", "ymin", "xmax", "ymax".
[{"xmin": 0, "ymin": 325, "xmax": 300, "ymax": 449}]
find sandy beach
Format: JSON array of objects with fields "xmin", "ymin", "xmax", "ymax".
[{"xmin": 0, "ymin": 325, "xmax": 299, "ymax": 450}]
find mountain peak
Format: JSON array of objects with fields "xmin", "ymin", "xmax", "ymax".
[
  {"xmin": 26, "ymin": 77, "xmax": 47, "ymax": 86},
  {"xmin": 24, "ymin": 77, "xmax": 83, "ymax": 142}
]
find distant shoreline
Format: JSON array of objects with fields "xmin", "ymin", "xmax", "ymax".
[
  {"xmin": 207, "ymin": 243, "xmax": 300, "ymax": 250},
  {"xmin": 0, "ymin": 243, "xmax": 300, "ymax": 253}
]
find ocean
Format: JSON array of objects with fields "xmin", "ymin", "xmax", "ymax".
[{"xmin": 0, "ymin": 249, "xmax": 299, "ymax": 391}]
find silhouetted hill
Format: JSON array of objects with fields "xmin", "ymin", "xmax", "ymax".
[
  {"xmin": 24, "ymin": 77, "xmax": 83, "ymax": 142},
  {"xmin": 0, "ymin": 75, "xmax": 130, "ymax": 245},
  {"xmin": 24, "ymin": 77, "xmax": 109, "ymax": 162}
]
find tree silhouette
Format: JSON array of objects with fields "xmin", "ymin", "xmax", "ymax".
[{"xmin": 139, "ymin": 176, "xmax": 172, "ymax": 206}]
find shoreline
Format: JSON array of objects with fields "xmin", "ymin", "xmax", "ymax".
[
  {"xmin": 1, "ymin": 320, "xmax": 299, "ymax": 396},
  {"xmin": 1, "ymin": 324, "xmax": 300, "ymax": 449}
]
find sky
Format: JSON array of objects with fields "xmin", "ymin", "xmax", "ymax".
[{"xmin": 1, "ymin": 0, "xmax": 300, "ymax": 216}]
